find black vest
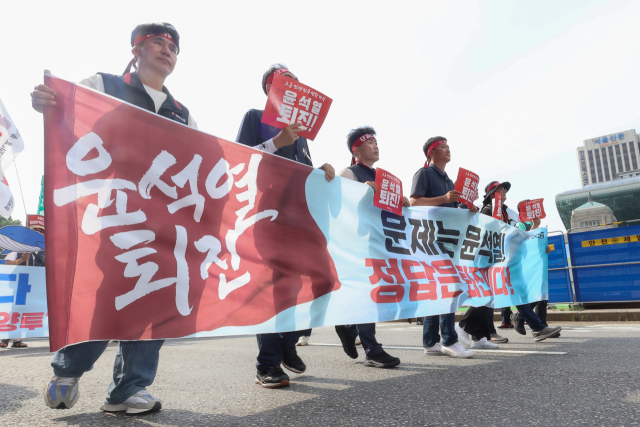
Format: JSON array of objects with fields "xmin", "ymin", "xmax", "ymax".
[
  {"xmin": 98, "ymin": 72, "xmax": 190, "ymax": 125},
  {"xmin": 347, "ymin": 163, "xmax": 376, "ymax": 183}
]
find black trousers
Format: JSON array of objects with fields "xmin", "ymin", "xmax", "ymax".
[{"xmin": 459, "ymin": 306, "xmax": 493, "ymax": 341}]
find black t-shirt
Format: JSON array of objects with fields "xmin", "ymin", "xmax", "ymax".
[
  {"xmin": 481, "ymin": 202, "xmax": 513, "ymax": 224},
  {"xmin": 410, "ymin": 164, "xmax": 457, "ymax": 208}
]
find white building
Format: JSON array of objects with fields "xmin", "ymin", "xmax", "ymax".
[{"xmin": 576, "ymin": 129, "xmax": 640, "ymax": 187}]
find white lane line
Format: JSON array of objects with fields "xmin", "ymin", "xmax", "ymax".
[{"xmin": 307, "ymin": 343, "xmax": 567, "ymax": 355}]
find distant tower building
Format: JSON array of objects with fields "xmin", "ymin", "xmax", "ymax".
[
  {"xmin": 576, "ymin": 129, "xmax": 640, "ymax": 187},
  {"xmin": 570, "ymin": 193, "xmax": 617, "ymax": 231}
]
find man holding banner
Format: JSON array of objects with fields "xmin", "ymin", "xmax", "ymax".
[
  {"xmin": 409, "ymin": 136, "xmax": 474, "ymax": 358},
  {"xmin": 31, "ymin": 22, "xmax": 193, "ymax": 414},
  {"xmin": 335, "ymin": 126, "xmax": 405, "ymax": 368},
  {"xmin": 236, "ymin": 63, "xmax": 336, "ymax": 388}
]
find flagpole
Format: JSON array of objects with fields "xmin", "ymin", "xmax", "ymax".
[{"xmin": 12, "ymin": 158, "xmax": 28, "ymax": 220}]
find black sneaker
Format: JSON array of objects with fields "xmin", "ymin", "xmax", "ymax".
[
  {"xmin": 282, "ymin": 346, "xmax": 306, "ymax": 374},
  {"xmin": 511, "ymin": 313, "xmax": 526, "ymax": 336},
  {"xmin": 255, "ymin": 366, "xmax": 290, "ymax": 388},
  {"xmin": 335, "ymin": 325, "xmax": 358, "ymax": 359},
  {"xmin": 364, "ymin": 350, "xmax": 400, "ymax": 368}
]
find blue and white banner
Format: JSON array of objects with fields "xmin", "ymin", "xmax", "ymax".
[{"xmin": 0, "ymin": 265, "xmax": 48, "ymax": 339}]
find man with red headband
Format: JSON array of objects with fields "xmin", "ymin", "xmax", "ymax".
[
  {"xmin": 236, "ymin": 63, "xmax": 335, "ymax": 388},
  {"xmin": 31, "ymin": 22, "xmax": 194, "ymax": 415},
  {"xmin": 409, "ymin": 136, "xmax": 475, "ymax": 358},
  {"xmin": 334, "ymin": 126, "xmax": 407, "ymax": 368}
]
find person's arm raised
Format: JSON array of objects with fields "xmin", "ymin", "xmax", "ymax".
[{"xmin": 273, "ymin": 122, "xmax": 303, "ymax": 149}]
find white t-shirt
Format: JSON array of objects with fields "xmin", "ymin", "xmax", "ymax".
[
  {"xmin": 79, "ymin": 74, "xmax": 197, "ymax": 129},
  {"xmin": 5, "ymin": 252, "xmax": 17, "ymax": 261},
  {"xmin": 337, "ymin": 168, "xmax": 358, "ymax": 181}
]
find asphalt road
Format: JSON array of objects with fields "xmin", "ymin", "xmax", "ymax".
[{"xmin": 1, "ymin": 322, "xmax": 640, "ymax": 426}]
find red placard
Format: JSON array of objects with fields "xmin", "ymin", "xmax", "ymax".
[
  {"xmin": 261, "ymin": 74, "xmax": 332, "ymax": 141},
  {"xmin": 518, "ymin": 198, "xmax": 546, "ymax": 222},
  {"xmin": 453, "ymin": 168, "xmax": 479, "ymax": 208},
  {"xmin": 493, "ymin": 192, "xmax": 503, "ymax": 221},
  {"xmin": 373, "ymin": 168, "xmax": 403, "ymax": 215},
  {"xmin": 27, "ymin": 214, "xmax": 45, "ymax": 230}
]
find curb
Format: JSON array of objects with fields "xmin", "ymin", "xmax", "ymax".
[{"xmin": 394, "ymin": 309, "xmax": 640, "ymax": 323}]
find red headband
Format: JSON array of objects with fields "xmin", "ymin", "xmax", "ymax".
[
  {"xmin": 133, "ymin": 32, "xmax": 176, "ymax": 49},
  {"xmin": 424, "ymin": 140, "xmax": 447, "ymax": 167},
  {"xmin": 351, "ymin": 134, "xmax": 375, "ymax": 164},
  {"xmin": 266, "ymin": 68, "xmax": 292, "ymax": 85},
  {"xmin": 352, "ymin": 134, "xmax": 375, "ymax": 152},
  {"xmin": 487, "ymin": 182, "xmax": 501, "ymax": 193}
]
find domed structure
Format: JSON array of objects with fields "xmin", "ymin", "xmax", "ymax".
[{"xmin": 569, "ymin": 193, "xmax": 617, "ymax": 231}]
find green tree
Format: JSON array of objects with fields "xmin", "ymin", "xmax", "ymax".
[{"xmin": 0, "ymin": 217, "xmax": 22, "ymax": 227}]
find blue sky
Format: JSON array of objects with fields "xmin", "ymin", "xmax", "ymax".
[{"xmin": 1, "ymin": 0, "xmax": 639, "ymax": 230}]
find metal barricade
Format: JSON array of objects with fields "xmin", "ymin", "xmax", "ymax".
[
  {"xmin": 547, "ymin": 232, "xmax": 573, "ymax": 303},
  {"xmin": 566, "ymin": 224, "xmax": 640, "ymax": 303}
]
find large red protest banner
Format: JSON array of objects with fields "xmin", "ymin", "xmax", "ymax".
[
  {"xmin": 453, "ymin": 168, "xmax": 479, "ymax": 209},
  {"xmin": 261, "ymin": 74, "xmax": 332, "ymax": 141},
  {"xmin": 373, "ymin": 168, "xmax": 403, "ymax": 215},
  {"xmin": 43, "ymin": 75, "xmax": 341, "ymax": 351},
  {"xmin": 518, "ymin": 198, "xmax": 546, "ymax": 222}
]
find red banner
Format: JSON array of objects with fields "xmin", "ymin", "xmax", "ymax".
[
  {"xmin": 261, "ymin": 74, "xmax": 332, "ymax": 141},
  {"xmin": 518, "ymin": 198, "xmax": 546, "ymax": 222},
  {"xmin": 373, "ymin": 168, "xmax": 403, "ymax": 215},
  {"xmin": 27, "ymin": 214, "xmax": 45, "ymax": 229},
  {"xmin": 492, "ymin": 192, "xmax": 503, "ymax": 221},
  {"xmin": 44, "ymin": 76, "xmax": 341, "ymax": 351},
  {"xmin": 453, "ymin": 168, "xmax": 479, "ymax": 209}
]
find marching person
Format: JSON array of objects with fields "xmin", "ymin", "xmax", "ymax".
[
  {"xmin": 335, "ymin": 126, "xmax": 405, "ymax": 368},
  {"xmin": 513, "ymin": 201, "xmax": 555, "ymax": 336},
  {"xmin": 31, "ymin": 22, "xmax": 195, "ymax": 415},
  {"xmin": 456, "ymin": 182, "xmax": 511, "ymax": 349},
  {"xmin": 236, "ymin": 63, "xmax": 335, "ymax": 388},
  {"xmin": 410, "ymin": 136, "xmax": 475, "ymax": 359},
  {"xmin": 472, "ymin": 184, "xmax": 561, "ymax": 342}
]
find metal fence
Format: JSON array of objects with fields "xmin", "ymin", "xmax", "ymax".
[{"xmin": 547, "ymin": 223, "xmax": 640, "ymax": 304}]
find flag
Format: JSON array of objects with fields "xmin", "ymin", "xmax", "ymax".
[{"xmin": 0, "ymin": 98, "xmax": 25, "ymax": 219}]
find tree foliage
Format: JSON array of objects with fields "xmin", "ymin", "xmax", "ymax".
[{"xmin": 0, "ymin": 217, "xmax": 22, "ymax": 227}]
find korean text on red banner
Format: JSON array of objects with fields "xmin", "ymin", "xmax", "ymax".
[
  {"xmin": 518, "ymin": 199, "xmax": 546, "ymax": 222},
  {"xmin": 453, "ymin": 168, "xmax": 479, "ymax": 209},
  {"xmin": 261, "ymin": 74, "xmax": 332, "ymax": 141},
  {"xmin": 493, "ymin": 192, "xmax": 503, "ymax": 220},
  {"xmin": 373, "ymin": 168, "xmax": 403, "ymax": 215}
]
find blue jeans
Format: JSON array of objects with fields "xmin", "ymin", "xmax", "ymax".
[
  {"xmin": 516, "ymin": 304, "xmax": 545, "ymax": 332},
  {"xmin": 256, "ymin": 332, "xmax": 304, "ymax": 372},
  {"xmin": 51, "ymin": 340, "xmax": 164, "ymax": 404},
  {"xmin": 344, "ymin": 323, "xmax": 382, "ymax": 356},
  {"xmin": 423, "ymin": 313, "xmax": 458, "ymax": 347}
]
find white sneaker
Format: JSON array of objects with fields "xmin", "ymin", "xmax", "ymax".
[
  {"xmin": 296, "ymin": 336, "xmax": 310, "ymax": 346},
  {"xmin": 423, "ymin": 342, "xmax": 443, "ymax": 355},
  {"xmin": 44, "ymin": 375, "xmax": 80, "ymax": 409},
  {"xmin": 441, "ymin": 342, "xmax": 473, "ymax": 358},
  {"xmin": 101, "ymin": 390, "xmax": 162, "ymax": 415},
  {"xmin": 470, "ymin": 337, "xmax": 499, "ymax": 349},
  {"xmin": 455, "ymin": 324, "xmax": 472, "ymax": 348}
]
